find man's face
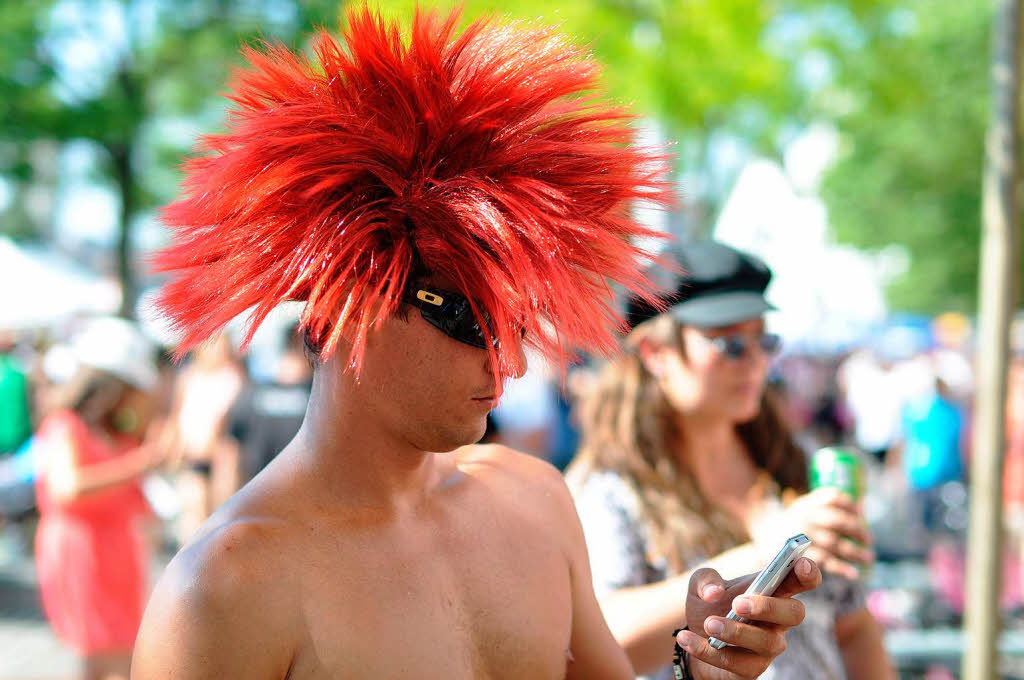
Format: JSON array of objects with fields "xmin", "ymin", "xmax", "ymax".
[{"xmin": 350, "ymin": 280, "xmax": 527, "ymax": 453}]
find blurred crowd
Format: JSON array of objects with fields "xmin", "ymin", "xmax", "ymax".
[
  {"xmin": 0, "ymin": 317, "xmax": 313, "ymax": 552},
  {"xmin": 479, "ymin": 301, "xmax": 1024, "ymax": 679},
  {"xmin": 0, "ymin": 295, "xmax": 1022, "ymax": 678}
]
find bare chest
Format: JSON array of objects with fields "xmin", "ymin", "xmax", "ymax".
[{"xmin": 286, "ymin": 509, "xmax": 573, "ymax": 679}]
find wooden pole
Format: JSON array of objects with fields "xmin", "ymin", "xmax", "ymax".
[{"xmin": 963, "ymin": 1, "xmax": 1021, "ymax": 678}]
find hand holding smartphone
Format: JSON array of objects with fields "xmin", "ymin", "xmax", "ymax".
[{"xmin": 707, "ymin": 533, "xmax": 811, "ymax": 650}]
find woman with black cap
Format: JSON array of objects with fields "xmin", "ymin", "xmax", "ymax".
[{"xmin": 567, "ymin": 241, "xmax": 893, "ymax": 680}]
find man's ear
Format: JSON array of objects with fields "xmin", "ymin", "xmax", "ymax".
[{"xmin": 636, "ymin": 337, "xmax": 668, "ymax": 379}]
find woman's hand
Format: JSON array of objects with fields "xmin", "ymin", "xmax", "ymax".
[
  {"xmin": 754, "ymin": 487, "xmax": 874, "ymax": 580},
  {"xmin": 679, "ymin": 558, "xmax": 822, "ymax": 679}
]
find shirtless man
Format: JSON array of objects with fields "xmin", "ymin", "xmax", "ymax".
[{"xmin": 134, "ymin": 6, "xmax": 821, "ymax": 679}]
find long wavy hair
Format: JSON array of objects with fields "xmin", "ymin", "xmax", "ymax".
[{"xmin": 569, "ymin": 315, "xmax": 808, "ymax": 574}]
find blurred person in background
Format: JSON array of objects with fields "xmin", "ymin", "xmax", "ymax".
[
  {"xmin": 929, "ymin": 312, "xmax": 974, "ymax": 406},
  {"xmin": 1004, "ymin": 358, "xmax": 1024, "ymax": 613},
  {"xmin": 490, "ymin": 352, "xmax": 589, "ymax": 470},
  {"xmin": 0, "ymin": 329, "xmax": 35, "ymax": 555},
  {"xmin": 896, "ymin": 369, "xmax": 964, "ymax": 532},
  {"xmin": 33, "ymin": 317, "xmax": 170, "ymax": 680},
  {"xmin": 132, "ymin": 8, "xmax": 821, "ymax": 678},
  {"xmin": 166, "ymin": 332, "xmax": 244, "ymax": 544},
  {"xmin": 228, "ymin": 323, "xmax": 312, "ymax": 485},
  {"xmin": 488, "ymin": 347, "xmax": 558, "ymax": 460},
  {"xmin": 837, "ymin": 346, "xmax": 903, "ymax": 465},
  {"xmin": 0, "ymin": 329, "xmax": 32, "ymax": 455},
  {"xmin": 568, "ymin": 241, "xmax": 893, "ymax": 680}
]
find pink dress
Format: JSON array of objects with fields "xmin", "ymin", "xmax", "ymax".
[{"xmin": 34, "ymin": 410, "xmax": 151, "ymax": 654}]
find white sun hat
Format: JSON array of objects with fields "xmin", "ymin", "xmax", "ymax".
[{"xmin": 70, "ymin": 316, "xmax": 159, "ymax": 391}]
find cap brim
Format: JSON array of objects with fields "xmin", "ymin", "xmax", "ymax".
[{"xmin": 667, "ymin": 291, "xmax": 775, "ymax": 328}]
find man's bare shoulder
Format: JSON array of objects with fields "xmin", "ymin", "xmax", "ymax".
[
  {"xmin": 174, "ymin": 514, "xmax": 294, "ymax": 599},
  {"xmin": 454, "ymin": 444, "xmax": 578, "ymax": 531},
  {"xmin": 456, "ymin": 443, "xmax": 566, "ymax": 492},
  {"xmin": 133, "ymin": 494, "xmax": 301, "ymax": 678}
]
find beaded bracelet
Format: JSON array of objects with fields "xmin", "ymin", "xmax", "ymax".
[{"xmin": 672, "ymin": 627, "xmax": 694, "ymax": 680}]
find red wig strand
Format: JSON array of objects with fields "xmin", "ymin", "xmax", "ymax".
[{"xmin": 152, "ymin": 4, "xmax": 675, "ymax": 376}]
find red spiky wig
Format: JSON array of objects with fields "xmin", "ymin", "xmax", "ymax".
[{"xmin": 152, "ymin": 4, "xmax": 675, "ymax": 377}]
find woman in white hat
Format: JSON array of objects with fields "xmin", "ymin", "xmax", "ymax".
[{"xmin": 33, "ymin": 317, "xmax": 169, "ymax": 680}]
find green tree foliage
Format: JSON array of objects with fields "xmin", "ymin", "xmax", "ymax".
[
  {"xmin": 0, "ymin": 0, "xmax": 339, "ymax": 314},
  {"xmin": 817, "ymin": 1, "xmax": 992, "ymax": 313},
  {"xmin": 378, "ymin": 0, "xmax": 792, "ymax": 131},
  {"xmin": 3, "ymin": 0, "xmax": 918, "ymax": 315},
  {"xmin": 380, "ymin": 0, "xmax": 812, "ymax": 229}
]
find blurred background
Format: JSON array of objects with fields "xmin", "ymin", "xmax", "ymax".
[{"xmin": 0, "ymin": 0, "xmax": 1020, "ymax": 678}]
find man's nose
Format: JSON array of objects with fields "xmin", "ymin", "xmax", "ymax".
[
  {"xmin": 492, "ymin": 335, "xmax": 528, "ymax": 380},
  {"xmin": 507, "ymin": 339, "xmax": 528, "ymax": 379}
]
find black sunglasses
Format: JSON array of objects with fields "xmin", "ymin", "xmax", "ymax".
[
  {"xmin": 705, "ymin": 333, "xmax": 782, "ymax": 360},
  {"xmin": 404, "ymin": 286, "xmax": 496, "ymax": 350}
]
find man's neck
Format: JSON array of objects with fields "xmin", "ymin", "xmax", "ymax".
[{"xmin": 289, "ymin": 363, "xmax": 445, "ymax": 513}]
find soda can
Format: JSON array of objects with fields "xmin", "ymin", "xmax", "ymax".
[{"xmin": 809, "ymin": 447, "xmax": 863, "ymax": 501}]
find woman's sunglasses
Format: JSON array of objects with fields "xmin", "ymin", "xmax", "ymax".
[
  {"xmin": 704, "ymin": 332, "xmax": 782, "ymax": 360},
  {"xmin": 404, "ymin": 286, "xmax": 496, "ymax": 350}
]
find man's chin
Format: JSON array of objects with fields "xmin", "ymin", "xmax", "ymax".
[
  {"xmin": 467, "ymin": 417, "xmax": 489, "ymax": 447},
  {"xmin": 428, "ymin": 418, "xmax": 489, "ymax": 452}
]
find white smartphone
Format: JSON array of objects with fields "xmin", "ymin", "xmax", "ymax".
[{"xmin": 707, "ymin": 533, "xmax": 811, "ymax": 650}]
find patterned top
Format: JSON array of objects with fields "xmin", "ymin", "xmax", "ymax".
[{"xmin": 568, "ymin": 469, "xmax": 864, "ymax": 680}]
